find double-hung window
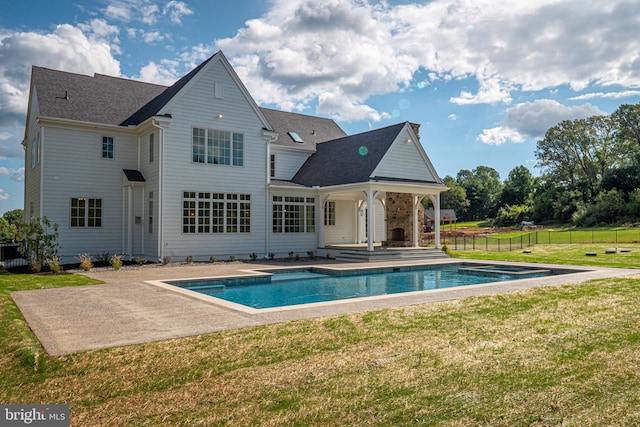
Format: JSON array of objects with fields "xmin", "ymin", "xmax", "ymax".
[
  {"xmin": 193, "ymin": 128, "xmax": 243, "ymax": 166},
  {"xmin": 71, "ymin": 198, "xmax": 102, "ymax": 227},
  {"xmin": 102, "ymin": 136, "xmax": 114, "ymax": 159}
]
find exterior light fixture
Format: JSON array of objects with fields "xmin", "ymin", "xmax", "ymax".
[{"xmin": 216, "ymin": 114, "xmax": 223, "ymax": 119}]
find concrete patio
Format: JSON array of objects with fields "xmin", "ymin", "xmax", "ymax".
[{"xmin": 11, "ymin": 259, "xmax": 639, "ymax": 356}]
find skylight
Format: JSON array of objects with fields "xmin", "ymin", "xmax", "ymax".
[{"xmin": 288, "ymin": 131, "xmax": 304, "ymax": 143}]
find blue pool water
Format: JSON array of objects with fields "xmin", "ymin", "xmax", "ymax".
[{"xmin": 166, "ymin": 263, "xmax": 564, "ymax": 309}]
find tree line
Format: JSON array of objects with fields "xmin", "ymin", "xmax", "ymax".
[{"xmin": 432, "ymin": 103, "xmax": 640, "ymax": 227}]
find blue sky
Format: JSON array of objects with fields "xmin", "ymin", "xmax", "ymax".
[{"xmin": 1, "ymin": 0, "xmax": 640, "ymax": 214}]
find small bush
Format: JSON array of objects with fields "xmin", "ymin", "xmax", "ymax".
[
  {"xmin": 441, "ymin": 244, "xmax": 450, "ymax": 255},
  {"xmin": 307, "ymin": 251, "xmax": 316, "ymax": 260},
  {"xmin": 288, "ymin": 251, "xmax": 295, "ymax": 259},
  {"xmin": 163, "ymin": 256, "xmax": 171, "ymax": 265},
  {"xmin": 209, "ymin": 256, "xmax": 216, "ymax": 263},
  {"xmin": 185, "ymin": 255, "xmax": 194, "ymax": 264},
  {"xmin": 250, "ymin": 252, "xmax": 258, "ymax": 261},
  {"xmin": 229, "ymin": 254, "xmax": 236, "ymax": 262},
  {"xmin": 76, "ymin": 253, "xmax": 93, "ymax": 271},
  {"xmin": 110, "ymin": 254, "xmax": 123, "ymax": 270},
  {"xmin": 47, "ymin": 256, "xmax": 61, "ymax": 273},
  {"xmin": 294, "ymin": 253, "xmax": 300, "ymax": 261},
  {"xmin": 268, "ymin": 252, "xmax": 275, "ymax": 260},
  {"xmin": 134, "ymin": 257, "xmax": 147, "ymax": 266}
]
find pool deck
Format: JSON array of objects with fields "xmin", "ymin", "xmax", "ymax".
[{"xmin": 11, "ymin": 258, "xmax": 640, "ymax": 356}]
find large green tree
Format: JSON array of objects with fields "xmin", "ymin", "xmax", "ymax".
[
  {"xmin": 456, "ymin": 166, "xmax": 502, "ymax": 220},
  {"xmin": 535, "ymin": 115, "xmax": 623, "ymax": 202},
  {"xmin": 500, "ymin": 165, "xmax": 536, "ymax": 207}
]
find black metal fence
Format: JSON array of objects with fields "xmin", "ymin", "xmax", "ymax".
[
  {"xmin": 425, "ymin": 229, "xmax": 640, "ymax": 252},
  {"xmin": 0, "ymin": 243, "xmax": 28, "ymax": 269}
]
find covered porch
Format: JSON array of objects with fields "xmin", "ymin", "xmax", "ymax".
[{"xmin": 316, "ymin": 180, "xmax": 448, "ymax": 254}]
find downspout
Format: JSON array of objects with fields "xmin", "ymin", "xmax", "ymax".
[
  {"xmin": 39, "ymin": 127, "xmax": 44, "ymax": 219},
  {"xmin": 265, "ymin": 140, "xmax": 270, "ymax": 258},
  {"xmin": 151, "ymin": 119, "xmax": 165, "ymax": 263}
]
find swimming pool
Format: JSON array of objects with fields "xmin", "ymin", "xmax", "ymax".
[{"xmin": 164, "ymin": 263, "xmax": 578, "ymax": 310}]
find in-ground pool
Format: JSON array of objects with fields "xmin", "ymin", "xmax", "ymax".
[{"xmin": 164, "ymin": 263, "xmax": 580, "ymax": 310}]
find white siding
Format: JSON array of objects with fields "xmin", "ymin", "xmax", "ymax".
[
  {"xmin": 324, "ymin": 200, "xmax": 357, "ymax": 244},
  {"xmin": 372, "ymin": 127, "xmax": 436, "ymax": 182},
  {"xmin": 271, "ymin": 148, "xmax": 312, "ymax": 180},
  {"xmin": 40, "ymin": 126, "xmax": 139, "ymax": 261},
  {"xmin": 140, "ymin": 130, "xmax": 159, "ymax": 259},
  {"xmin": 23, "ymin": 89, "xmax": 41, "ymax": 222},
  {"xmin": 156, "ymin": 57, "xmax": 270, "ymax": 260}
]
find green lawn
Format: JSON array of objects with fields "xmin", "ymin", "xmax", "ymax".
[
  {"xmin": 452, "ymin": 243, "xmax": 640, "ymax": 268},
  {"xmin": 1, "ymin": 260, "xmax": 640, "ymax": 426}
]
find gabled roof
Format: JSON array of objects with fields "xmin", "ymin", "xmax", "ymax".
[
  {"xmin": 120, "ymin": 55, "xmax": 216, "ymax": 126},
  {"xmin": 292, "ymin": 122, "xmax": 407, "ymax": 187},
  {"xmin": 31, "ymin": 67, "xmax": 166, "ymax": 126},
  {"xmin": 259, "ymin": 108, "xmax": 347, "ymax": 150},
  {"xmin": 425, "ymin": 209, "xmax": 457, "ymax": 221}
]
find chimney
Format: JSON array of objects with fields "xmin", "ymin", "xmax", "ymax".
[{"xmin": 409, "ymin": 122, "xmax": 421, "ymax": 141}]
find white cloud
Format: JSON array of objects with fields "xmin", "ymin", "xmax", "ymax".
[
  {"xmin": 11, "ymin": 167, "xmax": 24, "ymax": 182},
  {"xmin": 216, "ymin": 0, "xmax": 640, "ymax": 121},
  {"xmin": 142, "ymin": 30, "xmax": 165, "ymax": 43},
  {"xmin": 163, "ymin": 1, "xmax": 193, "ymax": 24},
  {"xmin": 448, "ymin": 114, "xmax": 457, "ymax": 121},
  {"xmin": 0, "ymin": 24, "xmax": 120, "ymax": 118},
  {"xmin": 477, "ymin": 99, "xmax": 605, "ymax": 145},
  {"xmin": 569, "ymin": 90, "xmax": 640, "ymax": 101},
  {"xmin": 135, "ymin": 60, "xmax": 181, "ymax": 86}
]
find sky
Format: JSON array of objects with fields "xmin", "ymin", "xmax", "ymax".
[{"xmin": 1, "ymin": 0, "xmax": 640, "ymax": 214}]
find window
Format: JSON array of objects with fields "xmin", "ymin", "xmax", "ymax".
[
  {"xmin": 31, "ymin": 132, "xmax": 41, "ymax": 168},
  {"xmin": 148, "ymin": 192, "xmax": 153, "ymax": 233},
  {"xmin": 193, "ymin": 127, "xmax": 243, "ymax": 166},
  {"xmin": 270, "ymin": 154, "xmax": 275, "ymax": 178},
  {"xmin": 149, "ymin": 133, "xmax": 154, "ymax": 163},
  {"xmin": 183, "ymin": 191, "xmax": 250, "ymax": 234},
  {"xmin": 102, "ymin": 136, "xmax": 114, "ymax": 159},
  {"xmin": 324, "ymin": 201, "xmax": 336, "ymax": 226},
  {"xmin": 71, "ymin": 198, "xmax": 102, "ymax": 227},
  {"xmin": 272, "ymin": 196, "xmax": 316, "ymax": 233}
]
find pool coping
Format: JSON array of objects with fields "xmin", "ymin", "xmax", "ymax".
[{"xmin": 12, "ymin": 258, "xmax": 640, "ymax": 356}]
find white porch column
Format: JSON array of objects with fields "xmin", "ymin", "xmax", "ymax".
[
  {"xmin": 433, "ymin": 193, "xmax": 441, "ymax": 249},
  {"xmin": 127, "ymin": 185, "xmax": 133, "ymax": 257},
  {"xmin": 413, "ymin": 195, "xmax": 421, "ymax": 248},
  {"xmin": 366, "ymin": 190, "xmax": 375, "ymax": 252},
  {"xmin": 318, "ymin": 195, "xmax": 328, "ymax": 249}
]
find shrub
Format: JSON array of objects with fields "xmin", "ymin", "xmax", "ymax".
[
  {"xmin": 229, "ymin": 254, "xmax": 236, "ymax": 262},
  {"xmin": 110, "ymin": 254, "xmax": 123, "ymax": 270},
  {"xmin": 307, "ymin": 251, "xmax": 316, "ymax": 260},
  {"xmin": 134, "ymin": 257, "xmax": 147, "ymax": 266},
  {"xmin": 19, "ymin": 217, "xmax": 60, "ymax": 273},
  {"xmin": 209, "ymin": 256, "xmax": 216, "ymax": 263},
  {"xmin": 185, "ymin": 255, "xmax": 194, "ymax": 264},
  {"xmin": 76, "ymin": 253, "xmax": 93, "ymax": 271},
  {"xmin": 163, "ymin": 256, "xmax": 171, "ymax": 265},
  {"xmin": 250, "ymin": 252, "xmax": 258, "ymax": 261},
  {"xmin": 294, "ymin": 253, "xmax": 300, "ymax": 261},
  {"xmin": 47, "ymin": 256, "xmax": 61, "ymax": 273},
  {"xmin": 288, "ymin": 251, "xmax": 294, "ymax": 259},
  {"xmin": 268, "ymin": 252, "xmax": 275, "ymax": 260}
]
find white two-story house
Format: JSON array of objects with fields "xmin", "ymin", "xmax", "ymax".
[{"xmin": 23, "ymin": 51, "xmax": 447, "ymax": 263}]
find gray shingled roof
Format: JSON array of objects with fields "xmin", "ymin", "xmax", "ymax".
[
  {"xmin": 121, "ymin": 55, "xmax": 215, "ymax": 126},
  {"xmin": 32, "ymin": 67, "xmax": 166, "ymax": 126},
  {"xmin": 259, "ymin": 108, "xmax": 346, "ymax": 150},
  {"xmin": 292, "ymin": 122, "xmax": 407, "ymax": 187}
]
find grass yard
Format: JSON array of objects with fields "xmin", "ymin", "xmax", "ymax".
[
  {"xmin": 452, "ymin": 243, "xmax": 640, "ymax": 268},
  {"xmin": 1, "ymin": 258, "xmax": 640, "ymax": 426}
]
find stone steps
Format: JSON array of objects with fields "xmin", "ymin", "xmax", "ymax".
[{"xmin": 334, "ymin": 248, "xmax": 449, "ymax": 263}]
